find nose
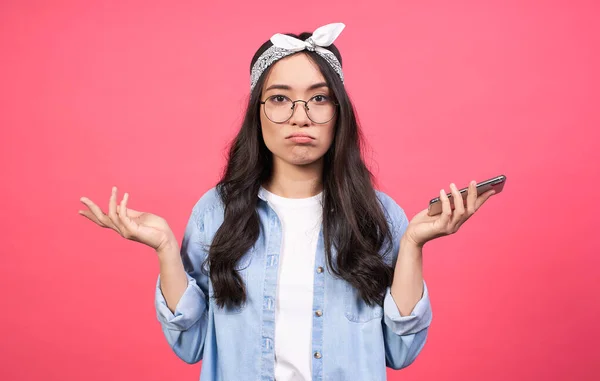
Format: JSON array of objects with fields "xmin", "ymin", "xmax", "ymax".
[{"xmin": 289, "ymin": 101, "xmax": 311, "ymax": 127}]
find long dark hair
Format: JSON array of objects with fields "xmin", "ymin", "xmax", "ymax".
[{"xmin": 207, "ymin": 32, "xmax": 395, "ymax": 309}]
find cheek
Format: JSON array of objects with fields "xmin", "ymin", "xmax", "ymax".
[
  {"xmin": 260, "ymin": 116, "xmax": 280, "ymax": 151},
  {"xmin": 322, "ymin": 122, "xmax": 336, "ymax": 147}
]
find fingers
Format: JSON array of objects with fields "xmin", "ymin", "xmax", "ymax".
[
  {"xmin": 427, "ymin": 179, "xmax": 496, "ymax": 239},
  {"xmin": 78, "ymin": 209, "xmax": 102, "ymax": 225},
  {"xmin": 117, "ymin": 192, "xmax": 136, "ymax": 239},
  {"xmin": 117, "ymin": 205, "xmax": 143, "ymax": 218},
  {"xmin": 439, "ymin": 188, "xmax": 452, "ymax": 227},
  {"xmin": 465, "ymin": 180, "xmax": 477, "ymax": 215},
  {"xmin": 79, "ymin": 197, "xmax": 115, "ymax": 229},
  {"xmin": 449, "ymin": 183, "xmax": 465, "ymax": 225},
  {"xmin": 107, "ymin": 187, "xmax": 124, "ymax": 233},
  {"xmin": 79, "ymin": 187, "xmax": 141, "ymax": 241}
]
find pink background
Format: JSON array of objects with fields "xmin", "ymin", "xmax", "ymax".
[{"xmin": 1, "ymin": 0, "xmax": 598, "ymax": 380}]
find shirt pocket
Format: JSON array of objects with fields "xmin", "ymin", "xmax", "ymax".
[
  {"xmin": 211, "ymin": 249, "xmax": 254, "ymax": 315},
  {"xmin": 344, "ymin": 282, "xmax": 384, "ymax": 323}
]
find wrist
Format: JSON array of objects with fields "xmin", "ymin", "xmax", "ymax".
[
  {"xmin": 401, "ymin": 228, "xmax": 425, "ymax": 249},
  {"xmin": 400, "ymin": 235, "xmax": 424, "ymax": 258},
  {"xmin": 156, "ymin": 239, "xmax": 180, "ymax": 261}
]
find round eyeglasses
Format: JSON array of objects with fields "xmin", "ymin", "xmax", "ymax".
[{"xmin": 260, "ymin": 95, "xmax": 338, "ymax": 124}]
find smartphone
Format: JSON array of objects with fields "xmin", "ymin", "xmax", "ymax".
[{"xmin": 427, "ymin": 175, "xmax": 506, "ymax": 216}]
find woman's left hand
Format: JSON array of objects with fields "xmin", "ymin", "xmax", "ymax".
[{"xmin": 403, "ymin": 181, "xmax": 496, "ymax": 248}]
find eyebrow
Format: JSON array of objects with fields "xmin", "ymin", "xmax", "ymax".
[{"xmin": 264, "ymin": 82, "xmax": 329, "ymax": 92}]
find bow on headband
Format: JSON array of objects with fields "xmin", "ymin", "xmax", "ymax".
[
  {"xmin": 250, "ymin": 22, "xmax": 346, "ymax": 90},
  {"xmin": 270, "ymin": 23, "xmax": 345, "ymax": 53}
]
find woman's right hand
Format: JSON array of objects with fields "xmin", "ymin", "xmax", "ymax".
[{"xmin": 78, "ymin": 186, "xmax": 178, "ymax": 253}]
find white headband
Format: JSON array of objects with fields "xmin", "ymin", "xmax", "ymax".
[{"xmin": 250, "ymin": 22, "xmax": 346, "ymax": 91}]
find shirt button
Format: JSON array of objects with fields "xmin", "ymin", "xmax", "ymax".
[
  {"xmin": 315, "ymin": 310, "xmax": 323, "ymax": 317},
  {"xmin": 314, "ymin": 351, "xmax": 322, "ymax": 359},
  {"xmin": 316, "ymin": 266, "xmax": 324, "ymax": 273}
]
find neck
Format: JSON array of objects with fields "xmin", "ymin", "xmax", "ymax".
[{"xmin": 263, "ymin": 157, "xmax": 324, "ymax": 198}]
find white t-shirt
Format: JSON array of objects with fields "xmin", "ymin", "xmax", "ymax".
[{"xmin": 260, "ymin": 186, "xmax": 323, "ymax": 381}]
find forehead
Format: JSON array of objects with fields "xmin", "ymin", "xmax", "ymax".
[{"xmin": 263, "ymin": 53, "xmax": 326, "ymax": 89}]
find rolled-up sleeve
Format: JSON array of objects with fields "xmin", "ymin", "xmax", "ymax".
[
  {"xmin": 381, "ymin": 280, "xmax": 432, "ymax": 370},
  {"xmin": 154, "ymin": 201, "xmax": 211, "ymax": 364},
  {"xmin": 377, "ymin": 191, "xmax": 433, "ymax": 369},
  {"xmin": 155, "ymin": 273, "xmax": 207, "ymax": 331},
  {"xmin": 383, "ymin": 281, "xmax": 432, "ymax": 336}
]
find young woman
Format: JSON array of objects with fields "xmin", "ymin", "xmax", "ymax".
[{"xmin": 79, "ymin": 23, "xmax": 495, "ymax": 381}]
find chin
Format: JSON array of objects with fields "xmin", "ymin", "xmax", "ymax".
[
  {"xmin": 294, "ymin": 159, "xmax": 318, "ymax": 167},
  {"xmin": 284, "ymin": 154, "xmax": 322, "ymax": 167}
]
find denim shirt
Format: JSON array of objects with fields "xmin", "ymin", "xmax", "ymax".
[{"xmin": 154, "ymin": 187, "xmax": 432, "ymax": 381}]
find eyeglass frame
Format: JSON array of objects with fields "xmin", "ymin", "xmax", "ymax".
[{"xmin": 259, "ymin": 95, "xmax": 339, "ymax": 125}]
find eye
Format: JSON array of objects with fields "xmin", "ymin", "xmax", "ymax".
[
  {"xmin": 311, "ymin": 95, "xmax": 330, "ymax": 104},
  {"xmin": 269, "ymin": 95, "xmax": 289, "ymax": 104}
]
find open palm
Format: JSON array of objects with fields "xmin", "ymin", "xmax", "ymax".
[{"xmin": 78, "ymin": 186, "xmax": 176, "ymax": 252}]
